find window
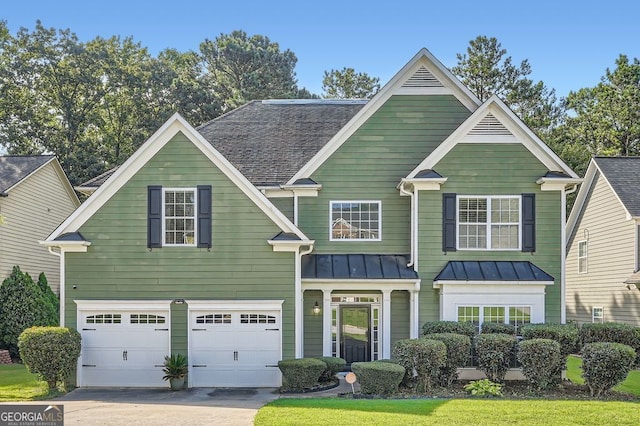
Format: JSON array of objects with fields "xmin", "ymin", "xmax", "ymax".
[
  {"xmin": 483, "ymin": 306, "xmax": 505, "ymax": 323},
  {"xmin": 196, "ymin": 314, "xmax": 231, "ymax": 324},
  {"xmin": 458, "ymin": 306, "xmax": 480, "ymax": 332},
  {"xmin": 509, "ymin": 306, "xmax": 531, "ymax": 334},
  {"xmin": 163, "ymin": 189, "xmax": 196, "ymax": 246},
  {"xmin": 592, "ymin": 307, "xmax": 604, "ymax": 323},
  {"xmin": 240, "ymin": 313, "xmax": 276, "ymax": 324},
  {"xmin": 458, "ymin": 196, "xmax": 520, "ymax": 250},
  {"xmin": 130, "ymin": 314, "xmax": 165, "ymax": 324},
  {"xmin": 457, "ymin": 305, "xmax": 531, "ymax": 334},
  {"xmin": 86, "ymin": 314, "xmax": 122, "ymax": 324},
  {"xmin": 330, "ymin": 201, "xmax": 381, "ymax": 241},
  {"xmin": 578, "ymin": 240, "xmax": 588, "ymax": 273}
]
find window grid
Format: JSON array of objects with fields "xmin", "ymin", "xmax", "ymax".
[
  {"xmin": 592, "ymin": 307, "xmax": 604, "ymax": 323},
  {"xmin": 578, "ymin": 240, "xmax": 588, "ymax": 273},
  {"xmin": 240, "ymin": 314, "xmax": 276, "ymax": 324},
  {"xmin": 372, "ymin": 307, "xmax": 379, "ymax": 361},
  {"xmin": 331, "ymin": 307, "xmax": 338, "ymax": 357},
  {"xmin": 196, "ymin": 314, "xmax": 231, "ymax": 324},
  {"xmin": 483, "ymin": 306, "xmax": 505, "ymax": 323},
  {"xmin": 330, "ymin": 201, "xmax": 381, "ymax": 241},
  {"xmin": 457, "ymin": 305, "xmax": 532, "ymax": 334},
  {"xmin": 130, "ymin": 314, "xmax": 166, "ymax": 324},
  {"xmin": 508, "ymin": 306, "xmax": 531, "ymax": 334},
  {"xmin": 164, "ymin": 189, "xmax": 196, "ymax": 246},
  {"xmin": 458, "ymin": 196, "xmax": 520, "ymax": 250},
  {"xmin": 86, "ymin": 314, "xmax": 122, "ymax": 324}
]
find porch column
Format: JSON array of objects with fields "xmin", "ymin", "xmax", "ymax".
[
  {"xmin": 382, "ymin": 289, "xmax": 392, "ymax": 359},
  {"xmin": 322, "ymin": 289, "xmax": 332, "ymax": 356},
  {"xmin": 409, "ymin": 289, "xmax": 419, "ymax": 338}
]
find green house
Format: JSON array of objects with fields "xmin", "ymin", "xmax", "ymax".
[{"xmin": 44, "ymin": 48, "xmax": 580, "ymax": 388}]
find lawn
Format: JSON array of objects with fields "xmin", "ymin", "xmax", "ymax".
[{"xmin": 0, "ymin": 364, "xmax": 50, "ymax": 401}]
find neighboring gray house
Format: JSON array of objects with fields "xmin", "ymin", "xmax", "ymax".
[
  {"xmin": 0, "ymin": 155, "xmax": 80, "ymax": 294},
  {"xmin": 566, "ymin": 156, "xmax": 640, "ymax": 325}
]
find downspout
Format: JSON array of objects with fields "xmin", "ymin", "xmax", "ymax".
[
  {"xmin": 48, "ymin": 247, "xmax": 64, "ymax": 327},
  {"xmin": 399, "ymin": 181, "xmax": 415, "ymax": 267},
  {"xmin": 295, "ymin": 243, "xmax": 314, "ymax": 358},
  {"xmin": 293, "ymin": 192, "xmax": 299, "ymax": 226},
  {"xmin": 561, "ymin": 184, "xmax": 579, "ymax": 323}
]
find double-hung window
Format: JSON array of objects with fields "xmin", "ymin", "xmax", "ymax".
[
  {"xmin": 578, "ymin": 240, "xmax": 588, "ymax": 273},
  {"xmin": 163, "ymin": 189, "xmax": 196, "ymax": 246},
  {"xmin": 458, "ymin": 196, "xmax": 520, "ymax": 250},
  {"xmin": 330, "ymin": 201, "xmax": 381, "ymax": 241}
]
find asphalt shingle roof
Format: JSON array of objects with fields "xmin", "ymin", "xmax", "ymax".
[
  {"xmin": 0, "ymin": 155, "xmax": 55, "ymax": 193},
  {"xmin": 594, "ymin": 156, "xmax": 640, "ymax": 217}
]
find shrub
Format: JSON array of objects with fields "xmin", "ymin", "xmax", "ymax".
[
  {"xmin": 392, "ymin": 338, "xmax": 446, "ymax": 393},
  {"xmin": 517, "ymin": 339, "xmax": 563, "ymax": 391},
  {"xmin": 37, "ymin": 273, "xmax": 60, "ymax": 324},
  {"xmin": 0, "ymin": 267, "xmax": 59, "ymax": 359},
  {"xmin": 424, "ymin": 333, "xmax": 471, "ymax": 386},
  {"xmin": 521, "ymin": 323, "xmax": 580, "ymax": 358},
  {"xmin": 277, "ymin": 358, "xmax": 325, "ymax": 391},
  {"xmin": 582, "ymin": 342, "xmax": 636, "ymax": 397},
  {"xmin": 580, "ymin": 322, "xmax": 640, "ymax": 365},
  {"xmin": 316, "ymin": 356, "xmax": 346, "ymax": 383},
  {"xmin": 475, "ymin": 333, "xmax": 517, "ymax": 383},
  {"xmin": 463, "ymin": 379, "xmax": 504, "ymax": 397},
  {"xmin": 422, "ymin": 321, "xmax": 475, "ymax": 339},
  {"xmin": 481, "ymin": 322, "xmax": 515, "ymax": 335},
  {"xmin": 18, "ymin": 326, "xmax": 81, "ymax": 391},
  {"xmin": 351, "ymin": 361, "xmax": 405, "ymax": 395}
]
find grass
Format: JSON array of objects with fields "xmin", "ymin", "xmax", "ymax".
[
  {"xmin": 255, "ymin": 398, "xmax": 640, "ymax": 425},
  {"xmin": 0, "ymin": 364, "xmax": 53, "ymax": 401},
  {"xmin": 566, "ymin": 355, "xmax": 640, "ymax": 396}
]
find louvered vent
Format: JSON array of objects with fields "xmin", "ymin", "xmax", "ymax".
[
  {"xmin": 402, "ymin": 65, "xmax": 443, "ymax": 88},
  {"xmin": 468, "ymin": 113, "xmax": 512, "ymax": 135}
]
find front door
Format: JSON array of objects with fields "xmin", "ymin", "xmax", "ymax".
[{"xmin": 340, "ymin": 305, "xmax": 370, "ymax": 364}]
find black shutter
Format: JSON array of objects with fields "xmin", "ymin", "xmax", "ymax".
[
  {"xmin": 522, "ymin": 193, "xmax": 535, "ymax": 252},
  {"xmin": 197, "ymin": 185, "xmax": 212, "ymax": 248},
  {"xmin": 148, "ymin": 186, "xmax": 162, "ymax": 248},
  {"xmin": 442, "ymin": 193, "xmax": 457, "ymax": 252}
]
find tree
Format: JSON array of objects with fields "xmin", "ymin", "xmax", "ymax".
[
  {"xmin": 452, "ymin": 36, "xmax": 562, "ymax": 136},
  {"xmin": 322, "ymin": 67, "xmax": 380, "ymax": 99},
  {"xmin": 199, "ymin": 30, "xmax": 300, "ymax": 111}
]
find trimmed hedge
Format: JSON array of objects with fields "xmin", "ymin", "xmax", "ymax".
[
  {"xmin": 475, "ymin": 333, "xmax": 517, "ymax": 383},
  {"xmin": 481, "ymin": 323, "xmax": 515, "ymax": 335},
  {"xmin": 517, "ymin": 339, "xmax": 563, "ymax": 391},
  {"xmin": 392, "ymin": 338, "xmax": 446, "ymax": 393},
  {"xmin": 422, "ymin": 321, "xmax": 475, "ymax": 339},
  {"xmin": 580, "ymin": 322, "xmax": 640, "ymax": 364},
  {"xmin": 351, "ymin": 361, "xmax": 405, "ymax": 395},
  {"xmin": 18, "ymin": 326, "xmax": 81, "ymax": 390},
  {"xmin": 316, "ymin": 357, "xmax": 346, "ymax": 383},
  {"xmin": 582, "ymin": 342, "xmax": 636, "ymax": 397},
  {"xmin": 424, "ymin": 333, "xmax": 471, "ymax": 386},
  {"xmin": 521, "ymin": 323, "xmax": 579, "ymax": 358},
  {"xmin": 277, "ymin": 358, "xmax": 325, "ymax": 391}
]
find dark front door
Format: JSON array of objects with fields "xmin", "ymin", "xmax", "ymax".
[{"xmin": 340, "ymin": 305, "xmax": 371, "ymax": 364}]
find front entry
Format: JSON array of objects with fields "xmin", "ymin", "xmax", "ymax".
[{"xmin": 340, "ymin": 305, "xmax": 371, "ymax": 364}]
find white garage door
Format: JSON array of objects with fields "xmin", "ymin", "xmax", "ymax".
[
  {"xmin": 189, "ymin": 304, "xmax": 282, "ymax": 387},
  {"xmin": 76, "ymin": 301, "xmax": 171, "ymax": 387}
]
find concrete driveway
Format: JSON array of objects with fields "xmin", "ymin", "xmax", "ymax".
[{"xmin": 9, "ymin": 387, "xmax": 280, "ymax": 426}]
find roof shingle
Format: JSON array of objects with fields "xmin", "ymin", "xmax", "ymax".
[
  {"xmin": 0, "ymin": 155, "xmax": 55, "ymax": 193},
  {"xmin": 594, "ymin": 157, "xmax": 640, "ymax": 217}
]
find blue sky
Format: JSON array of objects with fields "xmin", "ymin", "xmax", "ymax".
[{"xmin": 2, "ymin": 0, "xmax": 639, "ymax": 98}]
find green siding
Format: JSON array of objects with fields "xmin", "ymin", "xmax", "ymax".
[
  {"xmin": 303, "ymin": 290, "xmax": 323, "ymax": 357},
  {"xmin": 417, "ymin": 143, "xmax": 562, "ymax": 323},
  {"xmin": 300, "ymin": 95, "xmax": 471, "ymax": 254},
  {"xmin": 391, "ymin": 291, "xmax": 410, "ymax": 344},
  {"xmin": 65, "ymin": 132, "xmax": 296, "ymax": 358},
  {"xmin": 270, "ymin": 197, "xmax": 294, "ymax": 223}
]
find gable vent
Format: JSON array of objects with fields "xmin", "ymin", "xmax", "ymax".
[
  {"xmin": 402, "ymin": 65, "xmax": 443, "ymax": 88},
  {"xmin": 468, "ymin": 113, "xmax": 513, "ymax": 136}
]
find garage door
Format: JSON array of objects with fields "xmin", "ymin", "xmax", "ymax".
[
  {"xmin": 77, "ymin": 302, "xmax": 171, "ymax": 387},
  {"xmin": 189, "ymin": 305, "xmax": 282, "ymax": 387}
]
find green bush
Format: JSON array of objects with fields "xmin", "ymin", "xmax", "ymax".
[
  {"xmin": 463, "ymin": 379, "xmax": 504, "ymax": 397},
  {"xmin": 424, "ymin": 333, "xmax": 471, "ymax": 386},
  {"xmin": 18, "ymin": 326, "xmax": 81, "ymax": 391},
  {"xmin": 37, "ymin": 273, "xmax": 60, "ymax": 323},
  {"xmin": 351, "ymin": 361, "xmax": 405, "ymax": 395},
  {"xmin": 422, "ymin": 321, "xmax": 475, "ymax": 339},
  {"xmin": 582, "ymin": 342, "xmax": 636, "ymax": 397},
  {"xmin": 481, "ymin": 322, "xmax": 515, "ymax": 335},
  {"xmin": 475, "ymin": 333, "xmax": 517, "ymax": 383},
  {"xmin": 517, "ymin": 339, "xmax": 563, "ymax": 391},
  {"xmin": 316, "ymin": 356, "xmax": 346, "ymax": 383},
  {"xmin": 0, "ymin": 267, "xmax": 59, "ymax": 359},
  {"xmin": 278, "ymin": 358, "xmax": 325, "ymax": 391},
  {"xmin": 580, "ymin": 322, "xmax": 640, "ymax": 364},
  {"xmin": 392, "ymin": 338, "xmax": 446, "ymax": 393},
  {"xmin": 521, "ymin": 323, "xmax": 580, "ymax": 358}
]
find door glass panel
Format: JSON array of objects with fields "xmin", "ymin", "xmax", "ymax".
[{"xmin": 340, "ymin": 306, "xmax": 370, "ymax": 364}]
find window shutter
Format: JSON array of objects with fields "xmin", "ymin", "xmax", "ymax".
[
  {"xmin": 197, "ymin": 185, "xmax": 212, "ymax": 248},
  {"xmin": 522, "ymin": 193, "xmax": 535, "ymax": 252},
  {"xmin": 442, "ymin": 193, "xmax": 457, "ymax": 252},
  {"xmin": 148, "ymin": 186, "xmax": 162, "ymax": 248}
]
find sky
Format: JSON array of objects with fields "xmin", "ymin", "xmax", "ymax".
[{"xmin": 2, "ymin": 0, "xmax": 639, "ymax": 98}]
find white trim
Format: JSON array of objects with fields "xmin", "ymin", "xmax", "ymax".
[
  {"xmin": 267, "ymin": 239, "xmax": 315, "ymax": 252},
  {"xmin": 46, "ymin": 113, "xmax": 310, "ymax": 243},
  {"xmin": 162, "ymin": 187, "xmax": 197, "ymax": 247},
  {"xmin": 74, "ymin": 300, "xmax": 173, "ymax": 310},
  {"xmin": 287, "ymin": 49, "xmax": 480, "ymax": 184},
  {"xmin": 434, "ymin": 280, "xmax": 553, "ymax": 287},
  {"xmin": 185, "ymin": 300, "xmax": 284, "ymax": 310},
  {"xmin": 456, "ymin": 195, "xmax": 521, "ymax": 251},
  {"xmin": 40, "ymin": 240, "xmax": 91, "ymax": 251},
  {"xmin": 407, "ymin": 96, "xmax": 578, "ymax": 179},
  {"xmin": 536, "ymin": 177, "xmax": 583, "ymax": 191},
  {"xmin": 399, "ymin": 177, "xmax": 448, "ymax": 191},
  {"xmin": 303, "ymin": 280, "xmax": 421, "ymax": 291},
  {"xmin": 329, "ymin": 200, "xmax": 382, "ymax": 242}
]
